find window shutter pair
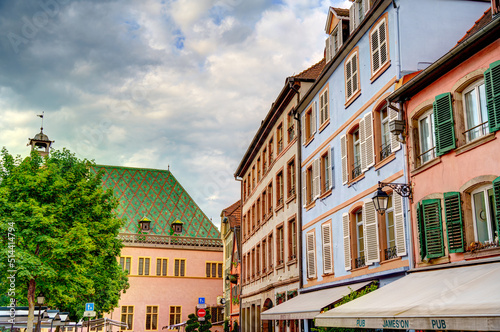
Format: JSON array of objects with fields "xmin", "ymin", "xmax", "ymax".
[
  {"xmin": 360, "ymin": 112, "xmax": 375, "ymax": 172},
  {"xmin": 370, "ymin": 19, "xmax": 388, "ymax": 74},
  {"xmin": 433, "ymin": 93, "xmax": 456, "ymax": 156},
  {"xmin": 320, "ymin": 89, "xmax": 329, "ymax": 125},
  {"xmin": 306, "ymin": 231, "xmax": 316, "ymax": 278},
  {"xmin": 484, "ymin": 60, "xmax": 500, "ymax": 133},
  {"xmin": 363, "ymin": 199, "xmax": 379, "ymax": 264},
  {"xmin": 322, "ymin": 223, "xmax": 333, "ymax": 274},
  {"xmin": 342, "ymin": 213, "xmax": 351, "ymax": 270},
  {"xmin": 422, "ymin": 199, "xmax": 445, "ymax": 259},
  {"xmin": 389, "ymin": 107, "xmax": 401, "ymax": 153}
]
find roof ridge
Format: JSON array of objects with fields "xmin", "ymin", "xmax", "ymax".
[{"xmin": 455, "ymin": 6, "xmax": 492, "ymax": 45}]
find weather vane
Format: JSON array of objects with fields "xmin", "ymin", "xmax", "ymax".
[{"xmin": 37, "ymin": 111, "xmax": 44, "ymax": 132}]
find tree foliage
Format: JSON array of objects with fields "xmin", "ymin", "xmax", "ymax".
[
  {"xmin": 185, "ymin": 310, "xmax": 212, "ymax": 332},
  {"xmin": 0, "ymin": 148, "xmax": 129, "ymax": 324}
]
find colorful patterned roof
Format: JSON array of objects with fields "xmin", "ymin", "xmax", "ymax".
[{"xmin": 93, "ymin": 165, "xmax": 220, "ymax": 239}]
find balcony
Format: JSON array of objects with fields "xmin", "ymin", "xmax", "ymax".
[
  {"xmin": 384, "ymin": 246, "xmax": 398, "ymax": 260},
  {"xmin": 380, "ymin": 142, "xmax": 391, "ymax": 160},
  {"xmin": 352, "ymin": 161, "xmax": 361, "ymax": 179},
  {"xmin": 354, "ymin": 255, "xmax": 366, "ymax": 269}
]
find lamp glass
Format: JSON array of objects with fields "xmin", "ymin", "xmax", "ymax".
[
  {"xmin": 372, "ymin": 188, "xmax": 389, "ymax": 214},
  {"xmin": 37, "ymin": 295, "xmax": 45, "ymax": 305}
]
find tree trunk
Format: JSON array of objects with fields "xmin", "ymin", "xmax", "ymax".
[{"xmin": 26, "ymin": 279, "xmax": 36, "ymax": 332}]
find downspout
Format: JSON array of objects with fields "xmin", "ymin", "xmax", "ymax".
[
  {"xmin": 393, "ymin": 0, "xmax": 402, "ymax": 79},
  {"xmin": 234, "ymin": 175, "xmax": 243, "ymax": 332}
]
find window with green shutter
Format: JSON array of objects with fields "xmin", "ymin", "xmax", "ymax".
[
  {"xmin": 416, "ymin": 203, "xmax": 426, "ymax": 261},
  {"xmin": 484, "ymin": 60, "xmax": 500, "ymax": 133},
  {"xmin": 443, "ymin": 192, "xmax": 464, "ymax": 253},
  {"xmin": 433, "ymin": 93, "xmax": 456, "ymax": 156},
  {"xmin": 422, "ymin": 199, "xmax": 445, "ymax": 259},
  {"xmin": 493, "ymin": 176, "xmax": 500, "ymax": 238}
]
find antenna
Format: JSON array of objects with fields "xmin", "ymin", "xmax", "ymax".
[{"xmin": 37, "ymin": 111, "xmax": 45, "ymax": 132}]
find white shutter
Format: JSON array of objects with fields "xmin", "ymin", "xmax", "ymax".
[
  {"xmin": 330, "ymin": 147, "xmax": 335, "ymax": 189},
  {"xmin": 389, "ymin": 107, "xmax": 401, "ymax": 152},
  {"xmin": 371, "ymin": 24, "xmax": 380, "ymax": 73},
  {"xmin": 322, "ymin": 223, "xmax": 333, "ymax": 274},
  {"xmin": 341, "ymin": 135, "xmax": 348, "ymax": 185},
  {"xmin": 325, "ymin": 36, "xmax": 331, "ymax": 63},
  {"xmin": 337, "ymin": 21, "xmax": 343, "ymax": 49},
  {"xmin": 359, "ymin": 116, "xmax": 367, "ymax": 172},
  {"xmin": 362, "ymin": 0, "xmax": 369, "ymax": 16},
  {"xmin": 342, "ymin": 213, "xmax": 351, "ymax": 271},
  {"xmin": 364, "ymin": 112, "xmax": 375, "ymax": 169},
  {"xmin": 301, "ymin": 113, "xmax": 306, "ymax": 145},
  {"xmin": 327, "ymin": 147, "xmax": 332, "ymax": 189},
  {"xmin": 306, "ymin": 232, "xmax": 316, "ymax": 278},
  {"xmin": 394, "ymin": 193, "xmax": 407, "ymax": 256},
  {"xmin": 379, "ymin": 19, "xmax": 388, "ymax": 67},
  {"xmin": 313, "ymin": 158, "xmax": 320, "ymax": 199},
  {"xmin": 349, "ymin": 3, "xmax": 356, "ymax": 33},
  {"xmin": 312, "ymin": 101, "xmax": 317, "ymax": 135},
  {"xmin": 302, "ymin": 170, "xmax": 307, "ymax": 208},
  {"xmin": 363, "ymin": 198, "xmax": 380, "ymax": 264}
]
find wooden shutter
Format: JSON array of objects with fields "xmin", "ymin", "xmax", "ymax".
[
  {"xmin": 416, "ymin": 202, "xmax": 426, "ymax": 261},
  {"xmin": 492, "ymin": 176, "xmax": 500, "ymax": 236},
  {"xmin": 301, "ymin": 113, "xmax": 306, "ymax": 145},
  {"xmin": 322, "ymin": 223, "xmax": 333, "ymax": 274},
  {"xmin": 389, "ymin": 107, "xmax": 401, "ymax": 152},
  {"xmin": 325, "ymin": 36, "xmax": 331, "ymax": 63},
  {"xmin": 379, "ymin": 19, "xmax": 388, "ymax": 68},
  {"xmin": 306, "ymin": 232, "xmax": 316, "ymax": 278},
  {"xmin": 302, "ymin": 170, "xmax": 307, "ymax": 208},
  {"xmin": 422, "ymin": 199, "xmax": 444, "ymax": 259},
  {"xmin": 433, "ymin": 93, "xmax": 456, "ymax": 156},
  {"xmin": 349, "ymin": 3, "xmax": 356, "ymax": 33},
  {"xmin": 342, "ymin": 213, "xmax": 351, "ymax": 270},
  {"xmin": 484, "ymin": 60, "xmax": 500, "ymax": 133},
  {"xmin": 393, "ymin": 193, "xmax": 406, "ymax": 256},
  {"xmin": 337, "ymin": 21, "xmax": 343, "ymax": 49},
  {"xmin": 444, "ymin": 192, "xmax": 464, "ymax": 253},
  {"xmin": 371, "ymin": 22, "xmax": 380, "ymax": 73},
  {"xmin": 312, "ymin": 101, "xmax": 317, "ymax": 135},
  {"xmin": 364, "ymin": 112, "xmax": 375, "ymax": 168},
  {"xmin": 328, "ymin": 147, "xmax": 333, "ymax": 189},
  {"xmin": 340, "ymin": 135, "xmax": 348, "ymax": 185},
  {"xmin": 313, "ymin": 158, "xmax": 320, "ymax": 199},
  {"xmin": 359, "ymin": 116, "xmax": 367, "ymax": 172},
  {"xmin": 363, "ymin": 199, "xmax": 380, "ymax": 264}
]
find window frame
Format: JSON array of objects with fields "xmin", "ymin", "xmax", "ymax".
[
  {"xmin": 145, "ymin": 306, "xmax": 158, "ymax": 331},
  {"xmin": 277, "ymin": 122, "xmax": 284, "ymax": 155},
  {"xmin": 169, "ymin": 306, "xmax": 182, "ymax": 326},
  {"xmin": 369, "ymin": 14, "xmax": 390, "ymax": 80},
  {"xmin": 345, "ymin": 48, "xmax": 360, "ymax": 105},
  {"xmin": 276, "ymin": 223, "xmax": 285, "ymax": 267},
  {"xmin": 120, "ymin": 306, "xmax": 134, "ymax": 331},
  {"xmin": 138, "ymin": 257, "xmax": 150, "ymax": 276},
  {"xmin": 174, "ymin": 258, "xmax": 186, "ymax": 277},
  {"xmin": 120, "ymin": 256, "xmax": 131, "ymax": 275},
  {"xmin": 319, "ymin": 86, "xmax": 330, "ymax": 130},
  {"xmin": 462, "ymin": 79, "xmax": 488, "ymax": 143},
  {"xmin": 156, "ymin": 258, "xmax": 168, "ymax": 276},
  {"xmin": 276, "ymin": 169, "xmax": 284, "ymax": 209},
  {"xmin": 471, "ymin": 184, "xmax": 496, "ymax": 244},
  {"xmin": 288, "ymin": 216, "xmax": 297, "ymax": 261},
  {"xmin": 287, "ymin": 157, "xmax": 296, "ymax": 200}
]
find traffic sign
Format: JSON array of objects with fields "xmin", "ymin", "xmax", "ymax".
[
  {"xmin": 197, "ymin": 303, "xmax": 206, "ymax": 309},
  {"xmin": 198, "ymin": 297, "xmax": 205, "ymax": 305},
  {"xmin": 197, "ymin": 308, "xmax": 206, "ymax": 318},
  {"xmin": 198, "ymin": 317, "xmax": 205, "ymax": 322},
  {"xmin": 83, "ymin": 311, "xmax": 96, "ymax": 317},
  {"xmin": 85, "ymin": 303, "xmax": 94, "ymax": 311}
]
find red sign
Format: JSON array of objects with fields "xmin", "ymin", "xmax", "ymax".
[{"xmin": 197, "ymin": 308, "xmax": 206, "ymax": 318}]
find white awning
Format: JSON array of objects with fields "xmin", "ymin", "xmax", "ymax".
[
  {"xmin": 260, "ymin": 281, "xmax": 371, "ymax": 320},
  {"xmin": 315, "ymin": 262, "xmax": 500, "ymax": 331}
]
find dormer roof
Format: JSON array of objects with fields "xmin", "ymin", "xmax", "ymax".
[{"xmin": 325, "ymin": 6, "xmax": 350, "ymax": 34}]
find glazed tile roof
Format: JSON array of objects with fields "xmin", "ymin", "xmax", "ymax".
[
  {"xmin": 93, "ymin": 165, "xmax": 220, "ymax": 239},
  {"xmin": 456, "ymin": 7, "xmax": 492, "ymax": 45},
  {"xmin": 293, "ymin": 58, "xmax": 326, "ymax": 80}
]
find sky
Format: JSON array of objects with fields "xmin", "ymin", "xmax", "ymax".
[{"xmin": 0, "ymin": 0, "xmax": 350, "ymax": 229}]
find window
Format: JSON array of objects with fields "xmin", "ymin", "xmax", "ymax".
[
  {"xmin": 287, "ymin": 158, "xmax": 296, "ymax": 198},
  {"xmin": 321, "ymin": 222, "xmax": 333, "ymax": 275},
  {"xmin": 121, "ymin": 306, "xmax": 134, "ymax": 331},
  {"xmin": 277, "ymin": 225, "xmax": 284, "ymax": 266},
  {"xmin": 206, "ymin": 262, "xmax": 222, "ymax": 278},
  {"xmin": 380, "ymin": 107, "xmax": 390, "ymax": 159},
  {"xmin": 252, "ymin": 166, "xmax": 255, "ymax": 189},
  {"xmin": 156, "ymin": 258, "xmax": 167, "ymax": 276},
  {"xmin": 243, "ymin": 180, "xmax": 247, "ymax": 200},
  {"xmin": 145, "ymin": 306, "xmax": 158, "ymax": 331},
  {"xmin": 252, "ymin": 204, "xmax": 256, "ymax": 230},
  {"xmin": 268, "ymin": 233, "xmax": 274, "ymax": 270},
  {"xmin": 268, "ymin": 138, "xmax": 274, "ymax": 165},
  {"xmin": 251, "ymin": 248, "xmax": 255, "ymax": 278},
  {"xmin": 384, "ymin": 195, "xmax": 397, "ymax": 260},
  {"xmin": 471, "ymin": 185, "xmax": 498, "ymax": 244},
  {"xmin": 256, "ymin": 244, "xmax": 261, "ymax": 276},
  {"xmin": 352, "ymin": 128, "xmax": 361, "ymax": 179},
  {"xmin": 169, "ymin": 306, "xmax": 181, "ymax": 326},
  {"xmin": 319, "ymin": 87, "xmax": 329, "ymax": 127},
  {"xmin": 277, "ymin": 123, "xmax": 283, "ymax": 154},
  {"xmin": 209, "ymin": 307, "xmax": 224, "ymax": 323},
  {"xmin": 320, "ymin": 150, "xmax": 332, "ymax": 194},
  {"xmin": 263, "ymin": 148, "xmax": 267, "ymax": 174},
  {"xmin": 345, "ymin": 51, "xmax": 360, "ymax": 102},
  {"xmin": 288, "ymin": 217, "xmax": 297, "ymax": 260},
  {"xmin": 349, "ymin": 0, "xmax": 368, "ymax": 32},
  {"xmin": 261, "ymin": 190, "xmax": 267, "ymax": 220},
  {"xmin": 370, "ymin": 16, "xmax": 389, "ymax": 76},
  {"xmin": 138, "ymin": 257, "xmax": 150, "ymax": 276},
  {"xmin": 418, "ymin": 109, "xmax": 436, "ymax": 164},
  {"xmin": 256, "ymin": 198, "xmax": 261, "ymax": 225},
  {"xmin": 257, "ymin": 157, "xmax": 261, "ymax": 182},
  {"xmin": 262, "ymin": 239, "xmax": 267, "ymax": 273},
  {"xmin": 288, "ymin": 111, "xmax": 295, "ymax": 142},
  {"xmin": 463, "ymin": 80, "xmax": 488, "ymax": 142},
  {"xmin": 267, "ymin": 182, "xmax": 273, "ymax": 215},
  {"xmin": 120, "ymin": 257, "xmax": 131, "ymax": 275},
  {"xmin": 306, "ymin": 231, "xmax": 316, "ymax": 278},
  {"xmin": 174, "ymin": 259, "xmax": 185, "ymax": 277},
  {"xmin": 276, "ymin": 171, "xmax": 284, "ymax": 207},
  {"xmin": 302, "ymin": 103, "xmax": 317, "ymax": 144},
  {"xmin": 304, "ymin": 164, "xmax": 314, "ymax": 205},
  {"xmin": 325, "ymin": 23, "xmax": 343, "ymax": 62},
  {"xmin": 354, "ymin": 210, "xmax": 365, "ymax": 268}
]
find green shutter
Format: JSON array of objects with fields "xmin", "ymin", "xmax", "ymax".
[
  {"xmin": 493, "ymin": 176, "xmax": 500, "ymax": 238},
  {"xmin": 433, "ymin": 93, "xmax": 456, "ymax": 156},
  {"xmin": 443, "ymin": 192, "xmax": 464, "ymax": 253},
  {"xmin": 416, "ymin": 202, "xmax": 426, "ymax": 261},
  {"xmin": 422, "ymin": 199, "xmax": 444, "ymax": 259},
  {"xmin": 484, "ymin": 60, "xmax": 500, "ymax": 133}
]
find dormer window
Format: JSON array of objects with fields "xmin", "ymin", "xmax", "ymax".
[{"xmin": 139, "ymin": 216, "xmax": 151, "ymax": 233}]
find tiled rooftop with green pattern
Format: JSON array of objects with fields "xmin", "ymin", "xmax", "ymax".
[{"xmin": 93, "ymin": 165, "xmax": 220, "ymax": 239}]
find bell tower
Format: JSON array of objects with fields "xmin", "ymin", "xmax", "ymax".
[{"xmin": 28, "ymin": 112, "xmax": 53, "ymax": 157}]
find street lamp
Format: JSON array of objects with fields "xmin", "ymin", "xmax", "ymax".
[
  {"xmin": 372, "ymin": 181, "xmax": 412, "ymax": 215},
  {"xmin": 37, "ymin": 293, "xmax": 45, "ymax": 332}
]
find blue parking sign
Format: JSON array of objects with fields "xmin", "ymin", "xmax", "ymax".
[
  {"xmin": 85, "ymin": 303, "xmax": 94, "ymax": 311},
  {"xmin": 198, "ymin": 298, "xmax": 205, "ymax": 305}
]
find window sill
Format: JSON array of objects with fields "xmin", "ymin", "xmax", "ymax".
[
  {"xmin": 350, "ymin": 264, "xmax": 369, "ymax": 272},
  {"xmin": 380, "ymin": 256, "xmax": 401, "ymax": 265},
  {"xmin": 275, "ymin": 263, "xmax": 285, "ymax": 270},
  {"xmin": 286, "ymin": 193, "xmax": 297, "ymax": 204},
  {"xmin": 348, "ymin": 173, "xmax": 365, "ymax": 186},
  {"xmin": 275, "ymin": 203, "xmax": 284, "ymax": 213},
  {"xmin": 304, "ymin": 136, "xmax": 314, "ymax": 147},
  {"xmin": 455, "ymin": 132, "xmax": 496, "ymax": 156},
  {"xmin": 287, "ymin": 257, "xmax": 297, "ymax": 266},
  {"xmin": 267, "ymin": 268, "xmax": 273, "ymax": 276},
  {"xmin": 321, "ymin": 272, "xmax": 334, "ymax": 277},
  {"xmin": 345, "ymin": 89, "xmax": 361, "ymax": 108},
  {"xmin": 305, "ymin": 201, "xmax": 316, "ymax": 211},
  {"xmin": 319, "ymin": 189, "xmax": 332, "ymax": 200},
  {"xmin": 464, "ymin": 246, "xmax": 500, "ymax": 260},
  {"xmin": 374, "ymin": 153, "xmax": 395, "ymax": 171},
  {"xmin": 411, "ymin": 157, "xmax": 441, "ymax": 176},
  {"xmin": 370, "ymin": 60, "xmax": 391, "ymax": 83},
  {"xmin": 319, "ymin": 119, "xmax": 330, "ymax": 133},
  {"xmin": 416, "ymin": 255, "xmax": 450, "ymax": 268},
  {"xmin": 266, "ymin": 211, "xmax": 273, "ymax": 221}
]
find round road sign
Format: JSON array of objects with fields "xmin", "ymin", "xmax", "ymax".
[{"xmin": 197, "ymin": 308, "xmax": 206, "ymax": 318}]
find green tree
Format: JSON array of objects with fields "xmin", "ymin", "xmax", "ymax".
[
  {"xmin": 185, "ymin": 310, "xmax": 212, "ymax": 332},
  {"xmin": 0, "ymin": 148, "xmax": 129, "ymax": 332}
]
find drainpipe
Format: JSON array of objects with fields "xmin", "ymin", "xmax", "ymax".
[{"xmin": 392, "ymin": 0, "xmax": 402, "ymax": 79}]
